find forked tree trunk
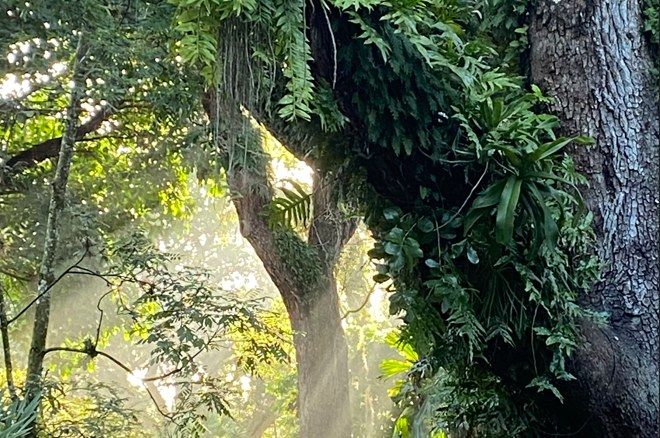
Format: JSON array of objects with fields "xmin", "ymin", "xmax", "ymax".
[
  {"xmin": 530, "ymin": 1, "xmax": 659, "ymax": 435},
  {"xmin": 229, "ymin": 168, "xmax": 354, "ymax": 437},
  {"xmin": 207, "ymin": 85, "xmax": 355, "ymax": 434}
]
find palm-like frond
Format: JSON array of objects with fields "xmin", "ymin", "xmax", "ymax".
[{"xmin": 268, "ymin": 180, "xmax": 312, "ymax": 228}]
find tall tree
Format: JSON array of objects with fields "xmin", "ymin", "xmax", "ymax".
[
  {"xmin": 529, "ymin": 0, "xmax": 659, "ymax": 435},
  {"xmin": 171, "ymin": 0, "xmax": 638, "ymax": 434},
  {"xmin": 204, "ymin": 87, "xmax": 356, "ymax": 435},
  {"xmin": 24, "ymin": 34, "xmax": 87, "ymax": 421}
]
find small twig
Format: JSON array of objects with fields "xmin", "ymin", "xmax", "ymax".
[
  {"xmin": 43, "ymin": 346, "xmax": 132, "ymax": 374},
  {"xmin": 144, "ymin": 383, "xmax": 178, "ymax": 423},
  {"xmin": 77, "ymin": 135, "xmax": 133, "ymax": 142},
  {"xmin": 342, "ymin": 283, "xmax": 377, "ymax": 320},
  {"xmin": 142, "ymin": 330, "xmax": 217, "ymax": 383},
  {"xmin": 7, "ymin": 248, "xmax": 89, "ymax": 324},
  {"xmin": 94, "ymin": 290, "xmax": 113, "ymax": 346},
  {"xmin": 437, "ymin": 162, "xmax": 489, "ymax": 231}
]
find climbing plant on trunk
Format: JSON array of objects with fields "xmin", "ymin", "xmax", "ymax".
[
  {"xmin": 530, "ymin": 0, "xmax": 659, "ymax": 434},
  {"xmin": 170, "ymin": 0, "xmax": 656, "ymax": 435}
]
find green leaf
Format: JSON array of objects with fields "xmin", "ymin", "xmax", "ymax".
[
  {"xmin": 528, "ymin": 183, "xmax": 559, "ymax": 247},
  {"xmin": 384, "ymin": 242, "xmax": 401, "ymax": 255},
  {"xmin": 466, "ymin": 246, "xmax": 479, "ymax": 264},
  {"xmin": 417, "ymin": 217, "xmax": 435, "ymax": 233},
  {"xmin": 529, "ymin": 137, "xmax": 572, "ymax": 162},
  {"xmin": 383, "ymin": 207, "xmax": 400, "ymax": 221},
  {"xmin": 380, "ymin": 358, "xmax": 412, "ymax": 377},
  {"xmin": 573, "ymin": 135, "xmax": 595, "ymax": 145},
  {"xmin": 471, "ymin": 179, "xmax": 506, "ymax": 209},
  {"xmin": 463, "ymin": 208, "xmax": 488, "ymax": 235},
  {"xmin": 268, "ymin": 180, "xmax": 312, "ymax": 228},
  {"xmin": 495, "ymin": 176, "xmax": 523, "ymax": 244},
  {"xmin": 373, "ymin": 273, "xmax": 390, "ymax": 283}
]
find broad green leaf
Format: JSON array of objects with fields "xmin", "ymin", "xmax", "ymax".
[
  {"xmin": 471, "ymin": 179, "xmax": 506, "ymax": 209},
  {"xmin": 495, "ymin": 176, "xmax": 523, "ymax": 244},
  {"xmin": 529, "ymin": 137, "xmax": 572, "ymax": 162}
]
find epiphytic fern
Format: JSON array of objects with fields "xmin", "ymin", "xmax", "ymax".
[{"xmin": 268, "ymin": 180, "xmax": 312, "ymax": 228}]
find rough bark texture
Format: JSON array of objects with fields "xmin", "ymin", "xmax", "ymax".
[
  {"xmin": 228, "ymin": 169, "xmax": 355, "ymax": 438},
  {"xmin": 290, "ymin": 273, "xmax": 351, "ymax": 438},
  {"xmin": 530, "ymin": 1, "xmax": 659, "ymax": 435}
]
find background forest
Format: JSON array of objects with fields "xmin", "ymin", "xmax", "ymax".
[{"xmin": 0, "ymin": 0, "xmax": 658, "ymax": 437}]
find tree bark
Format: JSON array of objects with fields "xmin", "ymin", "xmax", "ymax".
[
  {"xmin": 289, "ymin": 273, "xmax": 351, "ymax": 438},
  {"xmin": 4, "ymin": 106, "xmax": 113, "ymax": 171},
  {"xmin": 206, "ymin": 91, "xmax": 355, "ymax": 436},
  {"xmin": 0, "ymin": 283, "xmax": 17, "ymax": 401},
  {"xmin": 530, "ymin": 1, "xmax": 659, "ymax": 435},
  {"xmin": 24, "ymin": 35, "xmax": 87, "ymax": 436},
  {"xmin": 228, "ymin": 168, "xmax": 354, "ymax": 438}
]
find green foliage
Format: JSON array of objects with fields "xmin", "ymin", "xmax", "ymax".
[
  {"xmin": 39, "ymin": 381, "xmax": 140, "ymax": 437},
  {"xmin": 268, "ymin": 180, "xmax": 312, "ymax": 228},
  {"xmin": 274, "ymin": 230, "xmax": 321, "ymax": 284},
  {"xmin": 109, "ymin": 231, "xmax": 289, "ymax": 366},
  {"xmin": 1, "ymin": 0, "xmax": 612, "ymax": 435},
  {"xmin": 171, "ymin": 0, "xmax": 316, "ymax": 119},
  {"xmin": 643, "ymin": 0, "xmax": 659, "ymax": 75},
  {"xmin": 0, "ymin": 394, "xmax": 39, "ymax": 437},
  {"xmin": 644, "ymin": 0, "xmax": 659, "ymax": 46},
  {"xmin": 335, "ymin": 2, "xmax": 603, "ymax": 435},
  {"xmin": 167, "ymin": 0, "xmax": 604, "ymax": 433}
]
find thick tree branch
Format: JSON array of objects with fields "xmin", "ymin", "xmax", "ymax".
[
  {"xmin": 5, "ymin": 106, "xmax": 115, "ymax": 170},
  {"xmin": 205, "ymin": 91, "xmax": 305, "ymax": 310}
]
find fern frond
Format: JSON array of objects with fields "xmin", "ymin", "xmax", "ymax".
[{"xmin": 268, "ymin": 180, "xmax": 312, "ymax": 228}]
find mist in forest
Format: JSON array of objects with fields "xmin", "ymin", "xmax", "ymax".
[{"xmin": 5, "ymin": 162, "xmax": 399, "ymax": 437}]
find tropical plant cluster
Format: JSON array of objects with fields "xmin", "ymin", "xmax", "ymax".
[{"xmin": 169, "ymin": 0, "xmax": 603, "ymax": 435}]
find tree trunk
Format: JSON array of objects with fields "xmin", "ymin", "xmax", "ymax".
[
  {"xmin": 529, "ymin": 1, "xmax": 659, "ymax": 435},
  {"xmin": 23, "ymin": 34, "xmax": 87, "ymax": 437},
  {"xmin": 288, "ymin": 274, "xmax": 351, "ymax": 438},
  {"xmin": 206, "ymin": 88, "xmax": 355, "ymax": 435}
]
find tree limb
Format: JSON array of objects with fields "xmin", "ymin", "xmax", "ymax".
[
  {"xmin": 5, "ymin": 106, "xmax": 115, "ymax": 170},
  {"xmin": 205, "ymin": 90, "xmax": 305, "ymax": 311},
  {"xmin": 308, "ymin": 171, "xmax": 358, "ymax": 271}
]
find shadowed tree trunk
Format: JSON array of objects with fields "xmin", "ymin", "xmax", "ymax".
[{"xmin": 530, "ymin": 1, "xmax": 659, "ymax": 435}]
